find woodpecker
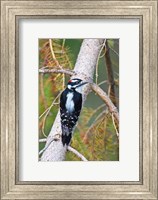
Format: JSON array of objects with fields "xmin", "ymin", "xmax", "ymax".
[{"xmin": 60, "ymin": 78, "xmax": 88, "ymax": 146}]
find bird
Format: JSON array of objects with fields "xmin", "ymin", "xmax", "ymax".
[{"xmin": 60, "ymin": 78, "xmax": 88, "ymax": 146}]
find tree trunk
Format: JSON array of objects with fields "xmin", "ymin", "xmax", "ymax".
[{"xmin": 41, "ymin": 39, "xmax": 105, "ymax": 161}]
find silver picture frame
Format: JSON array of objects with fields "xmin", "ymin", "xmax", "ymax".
[{"xmin": 0, "ymin": 0, "xmax": 157, "ymax": 199}]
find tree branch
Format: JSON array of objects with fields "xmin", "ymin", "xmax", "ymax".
[
  {"xmin": 39, "ymin": 138, "xmax": 47, "ymax": 143},
  {"xmin": 67, "ymin": 146, "xmax": 88, "ymax": 161},
  {"xmin": 91, "ymin": 83, "xmax": 119, "ymax": 126},
  {"xmin": 39, "ymin": 68, "xmax": 76, "ymax": 76}
]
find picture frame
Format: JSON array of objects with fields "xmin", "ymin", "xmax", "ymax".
[{"xmin": 0, "ymin": 0, "xmax": 157, "ymax": 199}]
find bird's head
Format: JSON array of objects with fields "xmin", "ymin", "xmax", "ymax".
[{"xmin": 67, "ymin": 78, "xmax": 88, "ymax": 93}]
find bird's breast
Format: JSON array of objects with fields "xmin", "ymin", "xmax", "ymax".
[{"xmin": 65, "ymin": 92, "xmax": 74, "ymax": 113}]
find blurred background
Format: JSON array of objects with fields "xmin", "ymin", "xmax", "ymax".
[{"xmin": 39, "ymin": 39, "xmax": 119, "ymax": 161}]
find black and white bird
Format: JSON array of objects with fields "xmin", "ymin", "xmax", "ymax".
[{"xmin": 60, "ymin": 78, "xmax": 88, "ymax": 146}]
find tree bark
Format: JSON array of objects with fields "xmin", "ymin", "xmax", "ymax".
[{"xmin": 41, "ymin": 39, "xmax": 105, "ymax": 161}]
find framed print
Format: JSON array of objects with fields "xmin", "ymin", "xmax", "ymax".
[
  {"xmin": 19, "ymin": 20, "xmax": 138, "ymax": 182},
  {"xmin": 0, "ymin": 0, "xmax": 157, "ymax": 199}
]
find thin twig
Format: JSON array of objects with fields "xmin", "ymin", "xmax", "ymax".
[
  {"xmin": 91, "ymin": 104, "xmax": 106, "ymax": 116},
  {"xmin": 61, "ymin": 39, "xmax": 66, "ymax": 88},
  {"xmin": 49, "ymin": 39, "xmax": 60, "ymax": 67},
  {"xmin": 83, "ymin": 109, "xmax": 108, "ymax": 141},
  {"xmin": 114, "ymin": 72, "xmax": 119, "ymax": 77},
  {"xmin": 67, "ymin": 146, "xmax": 88, "ymax": 161},
  {"xmin": 39, "ymin": 74, "xmax": 47, "ymax": 109},
  {"xmin": 39, "ymin": 139, "xmax": 54, "ymax": 156},
  {"xmin": 82, "ymin": 104, "xmax": 107, "ymax": 141},
  {"xmin": 39, "ymin": 138, "xmax": 47, "ymax": 143},
  {"xmin": 111, "ymin": 113, "xmax": 119, "ymax": 138},
  {"xmin": 98, "ymin": 80, "xmax": 108, "ymax": 86},
  {"xmin": 39, "ymin": 91, "xmax": 61, "ymax": 119},
  {"xmin": 62, "ymin": 39, "xmax": 65, "ymax": 50},
  {"xmin": 40, "ymin": 91, "xmax": 62, "ymax": 137},
  {"xmin": 87, "ymin": 104, "xmax": 106, "ymax": 125},
  {"xmin": 49, "ymin": 39, "xmax": 72, "ymax": 72},
  {"xmin": 99, "ymin": 50, "xmax": 106, "ymax": 58},
  {"xmin": 39, "ymin": 134, "xmax": 61, "ymax": 156},
  {"xmin": 91, "ymin": 83, "xmax": 119, "ymax": 127},
  {"xmin": 95, "ymin": 39, "xmax": 106, "ymax": 84},
  {"xmin": 109, "ymin": 46, "xmax": 119, "ymax": 57},
  {"xmin": 42, "ymin": 38, "xmax": 73, "ymax": 92},
  {"xmin": 62, "ymin": 74, "xmax": 65, "ymax": 89},
  {"xmin": 61, "ymin": 40, "xmax": 73, "ymax": 69}
]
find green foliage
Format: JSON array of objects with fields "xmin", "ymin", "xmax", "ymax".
[
  {"xmin": 107, "ymin": 39, "xmax": 115, "ymax": 48},
  {"xmin": 39, "ymin": 142, "xmax": 46, "ymax": 159},
  {"xmin": 39, "ymin": 39, "xmax": 119, "ymax": 161}
]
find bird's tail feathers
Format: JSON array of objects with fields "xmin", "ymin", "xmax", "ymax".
[{"xmin": 61, "ymin": 125, "xmax": 72, "ymax": 146}]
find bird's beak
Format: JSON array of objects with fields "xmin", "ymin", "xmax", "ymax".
[{"xmin": 77, "ymin": 81, "xmax": 89, "ymax": 88}]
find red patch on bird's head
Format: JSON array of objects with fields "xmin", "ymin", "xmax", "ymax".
[{"xmin": 68, "ymin": 80, "xmax": 72, "ymax": 83}]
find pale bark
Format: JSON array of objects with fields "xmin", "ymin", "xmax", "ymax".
[
  {"xmin": 39, "ymin": 68, "xmax": 75, "ymax": 76},
  {"xmin": 67, "ymin": 146, "xmax": 88, "ymax": 161},
  {"xmin": 41, "ymin": 39, "xmax": 104, "ymax": 161}
]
